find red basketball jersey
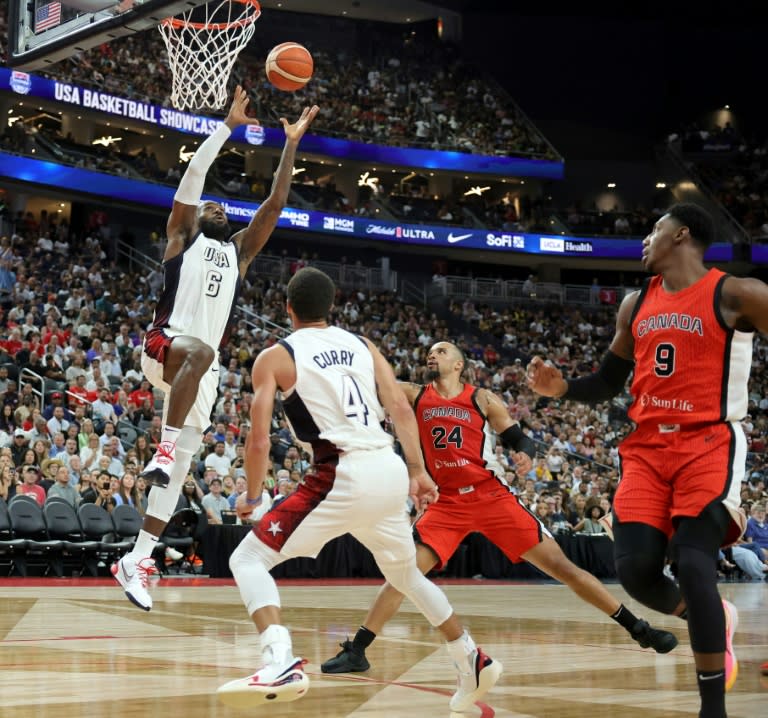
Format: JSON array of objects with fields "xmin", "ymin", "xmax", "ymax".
[
  {"xmin": 628, "ymin": 268, "xmax": 753, "ymax": 427},
  {"xmin": 414, "ymin": 383, "xmax": 505, "ymax": 491}
]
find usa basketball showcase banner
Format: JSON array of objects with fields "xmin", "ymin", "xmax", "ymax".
[{"xmin": 0, "ymin": 67, "xmax": 564, "ymax": 180}]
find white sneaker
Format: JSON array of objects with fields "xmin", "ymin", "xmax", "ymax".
[
  {"xmin": 111, "ymin": 555, "xmax": 157, "ymax": 611},
  {"xmin": 165, "ymin": 546, "xmax": 184, "ymax": 562},
  {"xmin": 449, "ymin": 648, "xmax": 503, "ymax": 712},
  {"xmin": 217, "ymin": 658, "xmax": 309, "ymax": 709}
]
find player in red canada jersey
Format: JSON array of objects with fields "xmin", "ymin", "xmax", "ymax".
[
  {"xmin": 527, "ymin": 203, "xmax": 768, "ymax": 718},
  {"xmin": 322, "ymin": 341, "xmax": 676, "ymax": 675}
]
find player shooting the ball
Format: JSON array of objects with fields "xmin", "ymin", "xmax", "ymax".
[{"xmin": 112, "ymin": 85, "xmax": 319, "ymax": 612}]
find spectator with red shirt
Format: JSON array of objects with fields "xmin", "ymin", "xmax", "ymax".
[
  {"xmin": 128, "ymin": 378, "xmax": 154, "ymax": 411},
  {"xmin": 17, "ymin": 464, "xmax": 46, "ymax": 505}
]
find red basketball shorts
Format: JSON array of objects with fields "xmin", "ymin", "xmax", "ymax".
[
  {"xmin": 615, "ymin": 421, "xmax": 746, "ymax": 545},
  {"xmin": 414, "ymin": 480, "xmax": 550, "ymax": 570}
]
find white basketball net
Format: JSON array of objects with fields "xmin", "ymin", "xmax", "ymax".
[{"xmin": 158, "ymin": 0, "xmax": 261, "ymax": 111}]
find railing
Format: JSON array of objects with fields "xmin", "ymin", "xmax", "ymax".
[
  {"xmin": 662, "ymin": 142, "xmax": 751, "ymax": 245},
  {"xmin": 399, "ymin": 279, "xmax": 427, "ymax": 309},
  {"xmin": 428, "ymin": 276, "xmax": 625, "ymax": 307},
  {"xmin": 19, "ymin": 368, "xmax": 45, "ymax": 405}
]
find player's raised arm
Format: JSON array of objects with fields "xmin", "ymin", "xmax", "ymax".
[
  {"xmin": 233, "ymin": 105, "xmax": 320, "ymax": 276},
  {"xmin": 167, "ymin": 86, "xmax": 258, "ymax": 260}
]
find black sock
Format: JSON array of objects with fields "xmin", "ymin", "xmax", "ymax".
[
  {"xmin": 696, "ymin": 669, "xmax": 726, "ymax": 718},
  {"xmin": 610, "ymin": 604, "xmax": 641, "ymax": 632},
  {"xmin": 678, "ymin": 608, "xmax": 688, "ymax": 621},
  {"xmin": 351, "ymin": 626, "xmax": 376, "ymax": 654}
]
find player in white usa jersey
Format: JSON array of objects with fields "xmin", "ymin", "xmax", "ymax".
[
  {"xmin": 216, "ymin": 267, "xmax": 502, "ymax": 711},
  {"xmin": 112, "ymin": 87, "xmax": 319, "ymax": 611}
]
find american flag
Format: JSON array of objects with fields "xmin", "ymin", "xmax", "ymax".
[{"xmin": 34, "ymin": 2, "xmax": 62, "ymax": 33}]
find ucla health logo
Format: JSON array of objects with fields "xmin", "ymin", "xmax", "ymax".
[
  {"xmin": 244, "ymin": 124, "xmax": 265, "ymax": 145},
  {"xmin": 10, "ymin": 71, "xmax": 31, "ymax": 95}
]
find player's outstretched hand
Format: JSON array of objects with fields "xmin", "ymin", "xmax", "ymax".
[
  {"xmin": 281, "ymin": 105, "xmax": 320, "ymax": 143},
  {"xmin": 511, "ymin": 451, "xmax": 533, "ymax": 479},
  {"xmin": 225, "ymin": 85, "xmax": 260, "ymax": 128},
  {"xmin": 526, "ymin": 356, "xmax": 567, "ymax": 397},
  {"xmin": 409, "ymin": 470, "xmax": 439, "ymax": 511}
]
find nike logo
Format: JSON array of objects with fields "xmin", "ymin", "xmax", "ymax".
[
  {"xmin": 698, "ymin": 672, "xmax": 724, "ymax": 681},
  {"xmin": 447, "ymin": 232, "xmax": 472, "ymax": 243}
]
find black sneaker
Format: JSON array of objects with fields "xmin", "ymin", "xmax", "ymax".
[
  {"xmin": 320, "ymin": 639, "xmax": 370, "ymax": 674},
  {"xmin": 630, "ymin": 619, "xmax": 678, "ymax": 654},
  {"xmin": 139, "ymin": 467, "xmax": 171, "ymax": 489}
]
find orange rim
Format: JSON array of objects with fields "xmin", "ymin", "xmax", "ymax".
[{"xmin": 160, "ymin": 0, "xmax": 260, "ymax": 31}]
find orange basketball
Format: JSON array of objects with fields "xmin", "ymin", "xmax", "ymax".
[{"xmin": 265, "ymin": 42, "xmax": 313, "ymax": 92}]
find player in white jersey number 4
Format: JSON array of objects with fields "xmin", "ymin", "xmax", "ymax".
[{"xmin": 216, "ymin": 267, "xmax": 502, "ymax": 711}]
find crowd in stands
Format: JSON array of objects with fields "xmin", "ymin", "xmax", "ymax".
[
  {"xmin": 10, "ymin": 8, "xmax": 555, "ymax": 160},
  {"xmin": 1, "ymin": 209, "xmax": 767, "ymax": 578},
  {"xmin": 669, "ymin": 122, "xmax": 768, "ymax": 240}
]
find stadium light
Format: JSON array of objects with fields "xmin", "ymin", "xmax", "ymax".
[
  {"xmin": 92, "ymin": 135, "xmax": 122, "ymax": 146},
  {"xmin": 607, "ymin": 182, "xmax": 616, "ymax": 188}
]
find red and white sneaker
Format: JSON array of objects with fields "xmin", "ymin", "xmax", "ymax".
[
  {"xmin": 111, "ymin": 555, "xmax": 157, "ymax": 611},
  {"xmin": 723, "ymin": 600, "xmax": 739, "ymax": 691},
  {"xmin": 217, "ymin": 658, "xmax": 309, "ymax": 709},
  {"xmin": 449, "ymin": 648, "xmax": 503, "ymax": 712},
  {"xmin": 139, "ymin": 441, "xmax": 176, "ymax": 488}
]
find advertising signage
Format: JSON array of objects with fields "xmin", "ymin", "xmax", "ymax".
[
  {"xmin": 1, "ymin": 67, "xmax": 564, "ymax": 180},
  {"xmin": 0, "ymin": 152, "xmax": 732, "ymax": 262}
]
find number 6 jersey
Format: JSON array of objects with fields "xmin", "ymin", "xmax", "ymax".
[
  {"xmin": 151, "ymin": 231, "xmax": 241, "ymax": 349},
  {"xmin": 279, "ymin": 326, "xmax": 392, "ymax": 457}
]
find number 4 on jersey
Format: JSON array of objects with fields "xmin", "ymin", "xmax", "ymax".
[{"xmin": 341, "ymin": 374, "xmax": 369, "ymax": 425}]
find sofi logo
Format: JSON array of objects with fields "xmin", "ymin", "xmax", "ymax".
[{"xmin": 539, "ymin": 237, "xmax": 565, "ymax": 252}]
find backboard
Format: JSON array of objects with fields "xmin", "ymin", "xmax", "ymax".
[{"xmin": 8, "ymin": 0, "xmax": 204, "ymax": 71}]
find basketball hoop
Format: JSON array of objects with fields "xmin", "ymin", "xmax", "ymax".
[{"xmin": 158, "ymin": 0, "xmax": 261, "ymax": 111}]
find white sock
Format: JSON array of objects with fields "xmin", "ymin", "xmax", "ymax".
[
  {"xmin": 130, "ymin": 529, "xmax": 160, "ymax": 560},
  {"xmin": 159, "ymin": 425, "xmax": 181, "ymax": 452},
  {"xmin": 260, "ymin": 624, "xmax": 293, "ymax": 665},
  {"xmin": 446, "ymin": 630, "xmax": 476, "ymax": 673}
]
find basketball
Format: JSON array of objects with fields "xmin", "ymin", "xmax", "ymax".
[{"xmin": 265, "ymin": 42, "xmax": 313, "ymax": 92}]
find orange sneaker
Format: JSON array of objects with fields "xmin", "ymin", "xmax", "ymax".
[
  {"xmin": 723, "ymin": 600, "xmax": 739, "ymax": 691},
  {"xmin": 191, "ymin": 555, "xmax": 203, "ymax": 567}
]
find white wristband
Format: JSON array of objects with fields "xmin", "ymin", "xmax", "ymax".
[{"xmin": 174, "ymin": 122, "xmax": 232, "ymax": 205}]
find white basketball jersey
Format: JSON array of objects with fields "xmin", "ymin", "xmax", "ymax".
[
  {"xmin": 152, "ymin": 232, "xmax": 240, "ymax": 349},
  {"xmin": 280, "ymin": 326, "xmax": 393, "ymax": 453}
]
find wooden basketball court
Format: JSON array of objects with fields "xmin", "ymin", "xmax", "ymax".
[{"xmin": 0, "ymin": 577, "xmax": 764, "ymax": 717}]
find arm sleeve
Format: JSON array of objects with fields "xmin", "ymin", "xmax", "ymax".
[
  {"xmin": 563, "ymin": 351, "xmax": 634, "ymax": 404},
  {"xmin": 174, "ymin": 123, "xmax": 232, "ymax": 205},
  {"xmin": 498, "ymin": 424, "xmax": 536, "ymax": 459}
]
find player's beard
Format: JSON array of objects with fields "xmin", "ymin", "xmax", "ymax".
[
  {"xmin": 425, "ymin": 369, "xmax": 440, "ymax": 381},
  {"xmin": 199, "ymin": 217, "xmax": 232, "ymax": 242}
]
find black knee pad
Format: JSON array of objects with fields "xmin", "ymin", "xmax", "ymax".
[{"xmin": 614, "ymin": 520, "xmax": 679, "ymax": 612}]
